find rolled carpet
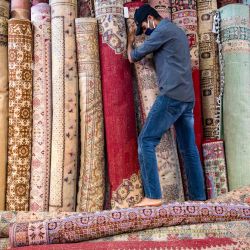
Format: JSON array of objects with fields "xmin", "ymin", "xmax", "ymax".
[
  {"xmin": 6, "ymin": 18, "xmax": 33, "ymax": 211},
  {"xmin": 8, "ymin": 237, "xmax": 250, "ymax": 250},
  {"xmin": 10, "ymin": 0, "xmax": 30, "ymax": 19},
  {"xmin": 49, "ymin": 0, "xmax": 79, "ymax": 212},
  {"xmin": 0, "ymin": 0, "xmax": 9, "ymax": 211},
  {"xmin": 75, "ymin": 17, "xmax": 105, "ymax": 212},
  {"xmin": 78, "ymin": 0, "xmax": 95, "ymax": 17},
  {"xmin": 210, "ymin": 186, "xmax": 250, "ymax": 205},
  {"xmin": 32, "ymin": 0, "xmax": 49, "ymax": 6},
  {"xmin": 217, "ymin": 0, "xmax": 242, "ymax": 7},
  {"xmin": 0, "ymin": 211, "xmax": 78, "ymax": 238},
  {"xmin": 197, "ymin": 0, "xmax": 221, "ymax": 139},
  {"xmin": 202, "ymin": 140, "xmax": 228, "ymax": 199},
  {"xmin": 29, "ymin": 3, "xmax": 52, "ymax": 212},
  {"xmin": 95, "ymin": 220, "xmax": 250, "ymax": 242},
  {"xmin": 219, "ymin": 4, "xmax": 250, "ymax": 190},
  {"xmin": 94, "ymin": 0, "xmax": 143, "ymax": 209},
  {"xmin": 148, "ymin": 0, "xmax": 171, "ymax": 19},
  {"xmin": 9, "ymin": 202, "xmax": 250, "ymax": 247},
  {"xmin": 0, "ymin": 1, "xmax": 9, "ymax": 18}
]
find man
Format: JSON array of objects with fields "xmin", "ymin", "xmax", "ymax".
[{"xmin": 127, "ymin": 4, "xmax": 206, "ymax": 207}]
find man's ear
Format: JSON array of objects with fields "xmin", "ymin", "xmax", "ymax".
[{"xmin": 147, "ymin": 15, "xmax": 154, "ymax": 21}]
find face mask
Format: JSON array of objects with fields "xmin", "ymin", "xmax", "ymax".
[{"xmin": 145, "ymin": 19, "xmax": 155, "ymax": 36}]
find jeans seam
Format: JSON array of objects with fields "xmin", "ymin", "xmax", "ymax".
[{"xmin": 141, "ymin": 154, "xmax": 151, "ymax": 197}]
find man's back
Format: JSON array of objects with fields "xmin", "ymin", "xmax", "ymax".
[
  {"xmin": 154, "ymin": 19, "xmax": 194, "ymax": 102},
  {"xmin": 131, "ymin": 19, "xmax": 194, "ymax": 102}
]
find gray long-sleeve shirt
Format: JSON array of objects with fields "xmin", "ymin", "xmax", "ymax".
[{"xmin": 131, "ymin": 19, "xmax": 194, "ymax": 102}]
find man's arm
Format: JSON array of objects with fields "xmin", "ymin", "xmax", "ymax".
[
  {"xmin": 127, "ymin": 29, "xmax": 165, "ymax": 63},
  {"xmin": 127, "ymin": 26, "xmax": 136, "ymax": 63}
]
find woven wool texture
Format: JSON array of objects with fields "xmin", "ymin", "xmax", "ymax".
[
  {"xmin": 0, "ymin": 211, "xmax": 78, "ymax": 238},
  {"xmin": 95, "ymin": 220, "xmax": 250, "ymax": 242},
  {"xmin": 9, "ymin": 202, "xmax": 250, "ymax": 247},
  {"xmin": 0, "ymin": 0, "xmax": 9, "ymax": 211},
  {"xmin": 75, "ymin": 17, "xmax": 105, "ymax": 212},
  {"xmin": 220, "ymin": 4, "xmax": 250, "ymax": 190},
  {"xmin": 49, "ymin": 0, "xmax": 79, "ymax": 212},
  {"xmin": 32, "ymin": 0, "xmax": 49, "ymax": 6},
  {"xmin": 29, "ymin": 3, "xmax": 52, "ymax": 212},
  {"xmin": 125, "ymin": 1, "xmax": 184, "ymax": 203},
  {"xmin": 217, "ymin": 0, "xmax": 242, "ymax": 7},
  {"xmin": 197, "ymin": 0, "xmax": 220, "ymax": 139},
  {"xmin": 94, "ymin": 0, "xmax": 143, "ymax": 209},
  {"xmin": 202, "ymin": 140, "xmax": 228, "ymax": 199},
  {"xmin": 6, "ymin": 19, "xmax": 33, "ymax": 211},
  {"xmin": 148, "ymin": 0, "xmax": 171, "ymax": 19},
  {"xmin": 0, "ymin": 238, "xmax": 8, "ymax": 250},
  {"xmin": 11, "ymin": 0, "xmax": 30, "ymax": 19},
  {"xmin": 78, "ymin": 0, "xmax": 95, "ymax": 17},
  {"xmin": 210, "ymin": 185, "xmax": 250, "ymax": 205},
  {"xmin": 0, "ymin": 1, "xmax": 9, "ymax": 18},
  {"xmin": 7, "ymin": 238, "xmax": 250, "ymax": 250}
]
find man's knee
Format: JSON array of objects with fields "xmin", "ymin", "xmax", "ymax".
[{"xmin": 138, "ymin": 133, "xmax": 158, "ymax": 151}]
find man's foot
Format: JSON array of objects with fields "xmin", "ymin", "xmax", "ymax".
[{"xmin": 134, "ymin": 197, "xmax": 163, "ymax": 207}]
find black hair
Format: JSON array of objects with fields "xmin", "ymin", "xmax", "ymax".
[{"xmin": 143, "ymin": 11, "xmax": 162, "ymax": 22}]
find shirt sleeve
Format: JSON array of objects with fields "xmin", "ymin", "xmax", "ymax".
[{"xmin": 130, "ymin": 29, "xmax": 166, "ymax": 62}]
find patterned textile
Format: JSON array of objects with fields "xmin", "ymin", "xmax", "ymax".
[
  {"xmin": 0, "ymin": 211, "xmax": 78, "ymax": 238},
  {"xmin": 6, "ymin": 221, "xmax": 250, "ymax": 248},
  {"xmin": 218, "ymin": 4, "xmax": 250, "ymax": 190},
  {"xmin": 29, "ymin": 3, "xmax": 51, "ymax": 212},
  {"xmin": 149, "ymin": 0, "xmax": 171, "ymax": 18},
  {"xmin": 0, "ymin": 1, "xmax": 9, "ymax": 18},
  {"xmin": 7, "ymin": 238, "xmax": 250, "ymax": 250},
  {"xmin": 125, "ymin": 2, "xmax": 184, "ymax": 203},
  {"xmin": 11, "ymin": 0, "xmax": 30, "ymax": 19},
  {"xmin": 0, "ymin": 238, "xmax": 8, "ymax": 250},
  {"xmin": 95, "ymin": 220, "xmax": 250, "ymax": 241},
  {"xmin": 9, "ymin": 202, "xmax": 250, "ymax": 247},
  {"xmin": 94, "ymin": 0, "xmax": 143, "ymax": 209},
  {"xmin": 78, "ymin": 0, "xmax": 95, "ymax": 17},
  {"xmin": 202, "ymin": 140, "xmax": 228, "ymax": 199},
  {"xmin": 197, "ymin": 0, "xmax": 220, "ymax": 139},
  {"xmin": 210, "ymin": 186, "xmax": 250, "ymax": 205},
  {"xmin": 0, "ymin": 2, "xmax": 8, "ymax": 211},
  {"xmin": 32, "ymin": 0, "xmax": 49, "ymax": 6},
  {"xmin": 75, "ymin": 18, "xmax": 105, "ymax": 212},
  {"xmin": 171, "ymin": 0, "xmax": 203, "ymax": 159},
  {"xmin": 6, "ymin": 19, "xmax": 33, "ymax": 211},
  {"xmin": 218, "ymin": 0, "xmax": 243, "ymax": 7},
  {"xmin": 49, "ymin": 0, "xmax": 78, "ymax": 212}
]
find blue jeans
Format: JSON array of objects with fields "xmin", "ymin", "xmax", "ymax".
[{"xmin": 138, "ymin": 95, "xmax": 206, "ymax": 200}]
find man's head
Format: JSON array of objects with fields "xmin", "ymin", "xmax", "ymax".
[{"xmin": 134, "ymin": 4, "xmax": 161, "ymax": 36}]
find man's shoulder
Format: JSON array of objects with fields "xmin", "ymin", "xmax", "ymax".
[{"xmin": 157, "ymin": 19, "xmax": 178, "ymax": 33}]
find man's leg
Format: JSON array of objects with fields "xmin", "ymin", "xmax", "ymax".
[
  {"xmin": 174, "ymin": 102, "xmax": 206, "ymax": 200},
  {"xmin": 136, "ymin": 95, "xmax": 184, "ymax": 206}
]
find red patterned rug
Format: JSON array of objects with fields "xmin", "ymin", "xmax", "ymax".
[
  {"xmin": 217, "ymin": 0, "xmax": 242, "ymax": 7},
  {"xmin": 94, "ymin": 0, "xmax": 143, "ymax": 209},
  {"xmin": 202, "ymin": 140, "xmax": 228, "ymax": 199},
  {"xmin": 10, "ymin": 237, "xmax": 250, "ymax": 249}
]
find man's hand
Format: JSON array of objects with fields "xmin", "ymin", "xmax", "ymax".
[
  {"xmin": 127, "ymin": 26, "xmax": 136, "ymax": 63},
  {"xmin": 127, "ymin": 25, "xmax": 136, "ymax": 45}
]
